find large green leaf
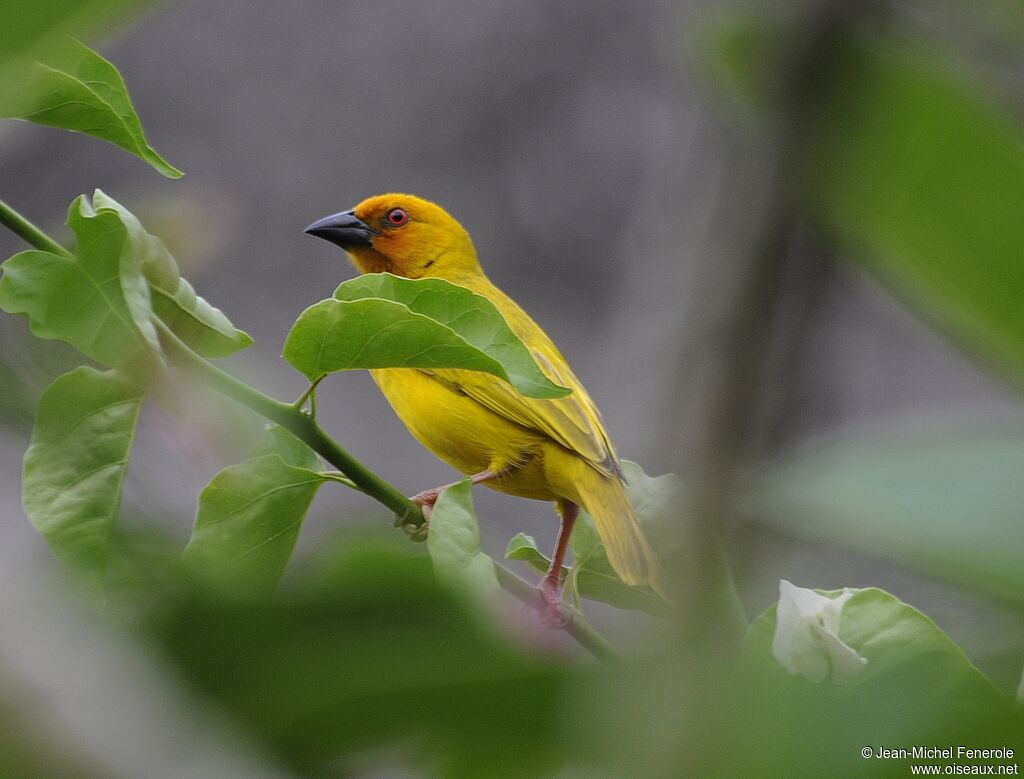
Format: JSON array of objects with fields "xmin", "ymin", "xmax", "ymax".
[
  {"xmin": 427, "ymin": 479, "xmax": 501, "ymax": 597},
  {"xmin": 745, "ymin": 586, "xmax": 999, "ymax": 698},
  {"xmin": 741, "ymin": 420, "xmax": 1024, "ymax": 605},
  {"xmin": 91, "ymin": 190, "xmax": 252, "ymax": 357},
  {"xmin": 284, "ymin": 273, "xmax": 570, "ymax": 399},
  {"xmin": 23, "ymin": 367, "xmax": 143, "ymax": 588},
  {"xmin": 0, "ymin": 0, "xmax": 149, "ymax": 74},
  {"xmin": 0, "ymin": 37, "xmax": 181, "ymax": 178},
  {"xmin": 729, "ymin": 586, "xmax": 1010, "ymax": 777},
  {"xmin": 0, "ymin": 191, "xmax": 250, "ymax": 362},
  {"xmin": 718, "ymin": 23, "xmax": 1024, "ymax": 379},
  {"xmin": 0, "ymin": 194, "xmax": 159, "ymax": 367},
  {"xmin": 812, "ymin": 39, "xmax": 1024, "ymax": 378},
  {"xmin": 155, "ymin": 538, "xmax": 569, "ymax": 777},
  {"xmin": 181, "ymin": 427, "xmax": 327, "ymax": 597}
]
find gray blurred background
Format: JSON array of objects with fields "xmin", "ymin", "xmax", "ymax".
[{"xmin": 1, "ymin": 0, "xmax": 1023, "ymax": 674}]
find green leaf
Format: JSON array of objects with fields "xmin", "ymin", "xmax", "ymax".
[
  {"xmin": 283, "ymin": 273, "xmax": 570, "ymax": 399},
  {"xmin": 247, "ymin": 424, "xmax": 321, "ymax": 470},
  {"xmin": 155, "ymin": 537, "xmax": 569, "ymax": 777},
  {"xmin": 0, "ymin": 194, "xmax": 159, "ymax": 367},
  {"xmin": 23, "ymin": 367, "xmax": 143, "ymax": 589},
  {"xmin": 717, "ymin": 23, "xmax": 1024, "ymax": 379},
  {"xmin": 0, "ymin": 0, "xmax": 150, "ymax": 75},
  {"xmin": 741, "ymin": 419, "xmax": 1024, "ymax": 605},
  {"xmin": 427, "ymin": 479, "xmax": 501, "ymax": 596},
  {"xmin": 505, "ymin": 532, "xmax": 564, "ymax": 577},
  {"xmin": 731, "ymin": 587, "xmax": 1009, "ymax": 777},
  {"xmin": 0, "ymin": 38, "xmax": 182, "ymax": 178},
  {"xmin": 744, "ymin": 587, "xmax": 999, "ymax": 699},
  {"xmin": 0, "ymin": 191, "xmax": 250, "ymax": 363},
  {"xmin": 91, "ymin": 190, "xmax": 252, "ymax": 357},
  {"xmin": 811, "ymin": 39, "xmax": 1024, "ymax": 378},
  {"xmin": 181, "ymin": 426, "xmax": 327, "ymax": 597}
]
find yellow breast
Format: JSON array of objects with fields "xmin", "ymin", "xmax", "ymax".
[{"xmin": 370, "ymin": 367, "xmax": 556, "ymax": 500}]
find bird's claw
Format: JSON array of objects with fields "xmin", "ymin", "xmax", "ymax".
[
  {"xmin": 410, "ymin": 488, "xmax": 442, "ymax": 508},
  {"xmin": 389, "ymin": 503, "xmax": 425, "ymax": 540},
  {"xmin": 537, "ymin": 576, "xmax": 571, "ymax": 629}
]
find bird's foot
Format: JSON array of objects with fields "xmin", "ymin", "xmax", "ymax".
[
  {"xmin": 398, "ymin": 487, "xmax": 442, "ymax": 543},
  {"xmin": 537, "ymin": 575, "xmax": 571, "ymax": 629},
  {"xmin": 410, "ymin": 487, "xmax": 443, "ymax": 509}
]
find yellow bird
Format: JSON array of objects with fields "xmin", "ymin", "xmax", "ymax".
[{"xmin": 305, "ymin": 194, "xmax": 666, "ymax": 615}]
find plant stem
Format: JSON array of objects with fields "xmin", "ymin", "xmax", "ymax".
[
  {"xmin": 0, "ymin": 200, "xmax": 71, "ymax": 257},
  {"xmin": 0, "ymin": 195, "xmax": 622, "ymax": 663},
  {"xmin": 494, "ymin": 566, "xmax": 622, "ymax": 664},
  {"xmin": 155, "ymin": 321, "xmax": 422, "ymax": 525}
]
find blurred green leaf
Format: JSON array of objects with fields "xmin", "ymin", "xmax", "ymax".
[
  {"xmin": 0, "ymin": 0, "xmax": 149, "ymax": 74},
  {"xmin": 812, "ymin": 39, "xmax": 1024, "ymax": 379},
  {"xmin": 155, "ymin": 537, "xmax": 569, "ymax": 777},
  {"xmin": 92, "ymin": 191, "xmax": 252, "ymax": 357},
  {"xmin": 742, "ymin": 420, "xmax": 1024, "ymax": 606},
  {"xmin": 0, "ymin": 38, "xmax": 182, "ymax": 178},
  {"xmin": 23, "ymin": 367, "xmax": 143, "ymax": 590},
  {"xmin": 181, "ymin": 426, "xmax": 327, "ymax": 597},
  {"xmin": 284, "ymin": 272, "xmax": 570, "ymax": 399},
  {"xmin": 717, "ymin": 22, "xmax": 1024, "ymax": 378},
  {"xmin": 428, "ymin": 479, "xmax": 501, "ymax": 598},
  {"xmin": 0, "ymin": 193, "xmax": 158, "ymax": 367}
]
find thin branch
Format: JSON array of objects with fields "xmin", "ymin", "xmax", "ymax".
[
  {"xmin": 494, "ymin": 565, "xmax": 622, "ymax": 664},
  {"xmin": 155, "ymin": 320, "xmax": 424, "ymax": 525},
  {"xmin": 0, "ymin": 200, "xmax": 71, "ymax": 257}
]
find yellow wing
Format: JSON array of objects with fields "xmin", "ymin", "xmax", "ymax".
[{"xmin": 421, "ymin": 282, "xmax": 621, "ymax": 477}]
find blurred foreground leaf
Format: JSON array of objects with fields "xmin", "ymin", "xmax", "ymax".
[
  {"xmin": 718, "ymin": 23, "xmax": 1024, "ymax": 379},
  {"xmin": 284, "ymin": 272, "xmax": 570, "ymax": 399},
  {"xmin": 0, "ymin": 37, "xmax": 181, "ymax": 178},
  {"xmin": 155, "ymin": 537, "xmax": 570, "ymax": 777},
  {"xmin": 742, "ymin": 420, "xmax": 1024, "ymax": 605},
  {"xmin": 813, "ymin": 38, "xmax": 1024, "ymax": 380},
  {"xmin": 0, "ymin": 0, "xmax": 149, "ymax": 77},
  {"xmin": 23, "ymin": 367, "xmax": 143, "ymax": 590},
  {"xmin": 181, "ymin": 427, "xmax": 327, "ymax": 597}
]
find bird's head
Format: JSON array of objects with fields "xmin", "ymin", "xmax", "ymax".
[{"xmin": 304, "ymin": 193, "xmax": 480, "ymax": 279}]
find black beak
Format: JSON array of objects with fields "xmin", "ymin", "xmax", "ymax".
[{"xmin": 304, "ymin": 209, "xmax": 374, "ymax": 248}]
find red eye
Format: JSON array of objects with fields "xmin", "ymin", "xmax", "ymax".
[{"xmin": 385, "ymin": 208, "xmax": 409, "ymax": 227}]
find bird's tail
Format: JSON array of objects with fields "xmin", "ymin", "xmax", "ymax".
[{"xmin": 553, "ymin": 453, "xmax": 669, "ymax": 601}]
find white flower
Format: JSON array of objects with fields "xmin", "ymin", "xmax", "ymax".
[{"xmin": 771, "ymin": 580, "xmax": 868, "ymax": 684}]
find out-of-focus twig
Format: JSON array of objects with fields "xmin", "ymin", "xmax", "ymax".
[{"xmin": 678, "ymin": 0, "xmax": 856, "ymax": 641}]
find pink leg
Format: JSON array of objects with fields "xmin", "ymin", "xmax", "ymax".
[
  {"xmin": 537, "ymin": 501, "xmax": 578, "ymax": 627},
  {"xmin": 410, "ymin": 468, "xmax": 503, "ymax": 513}
]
